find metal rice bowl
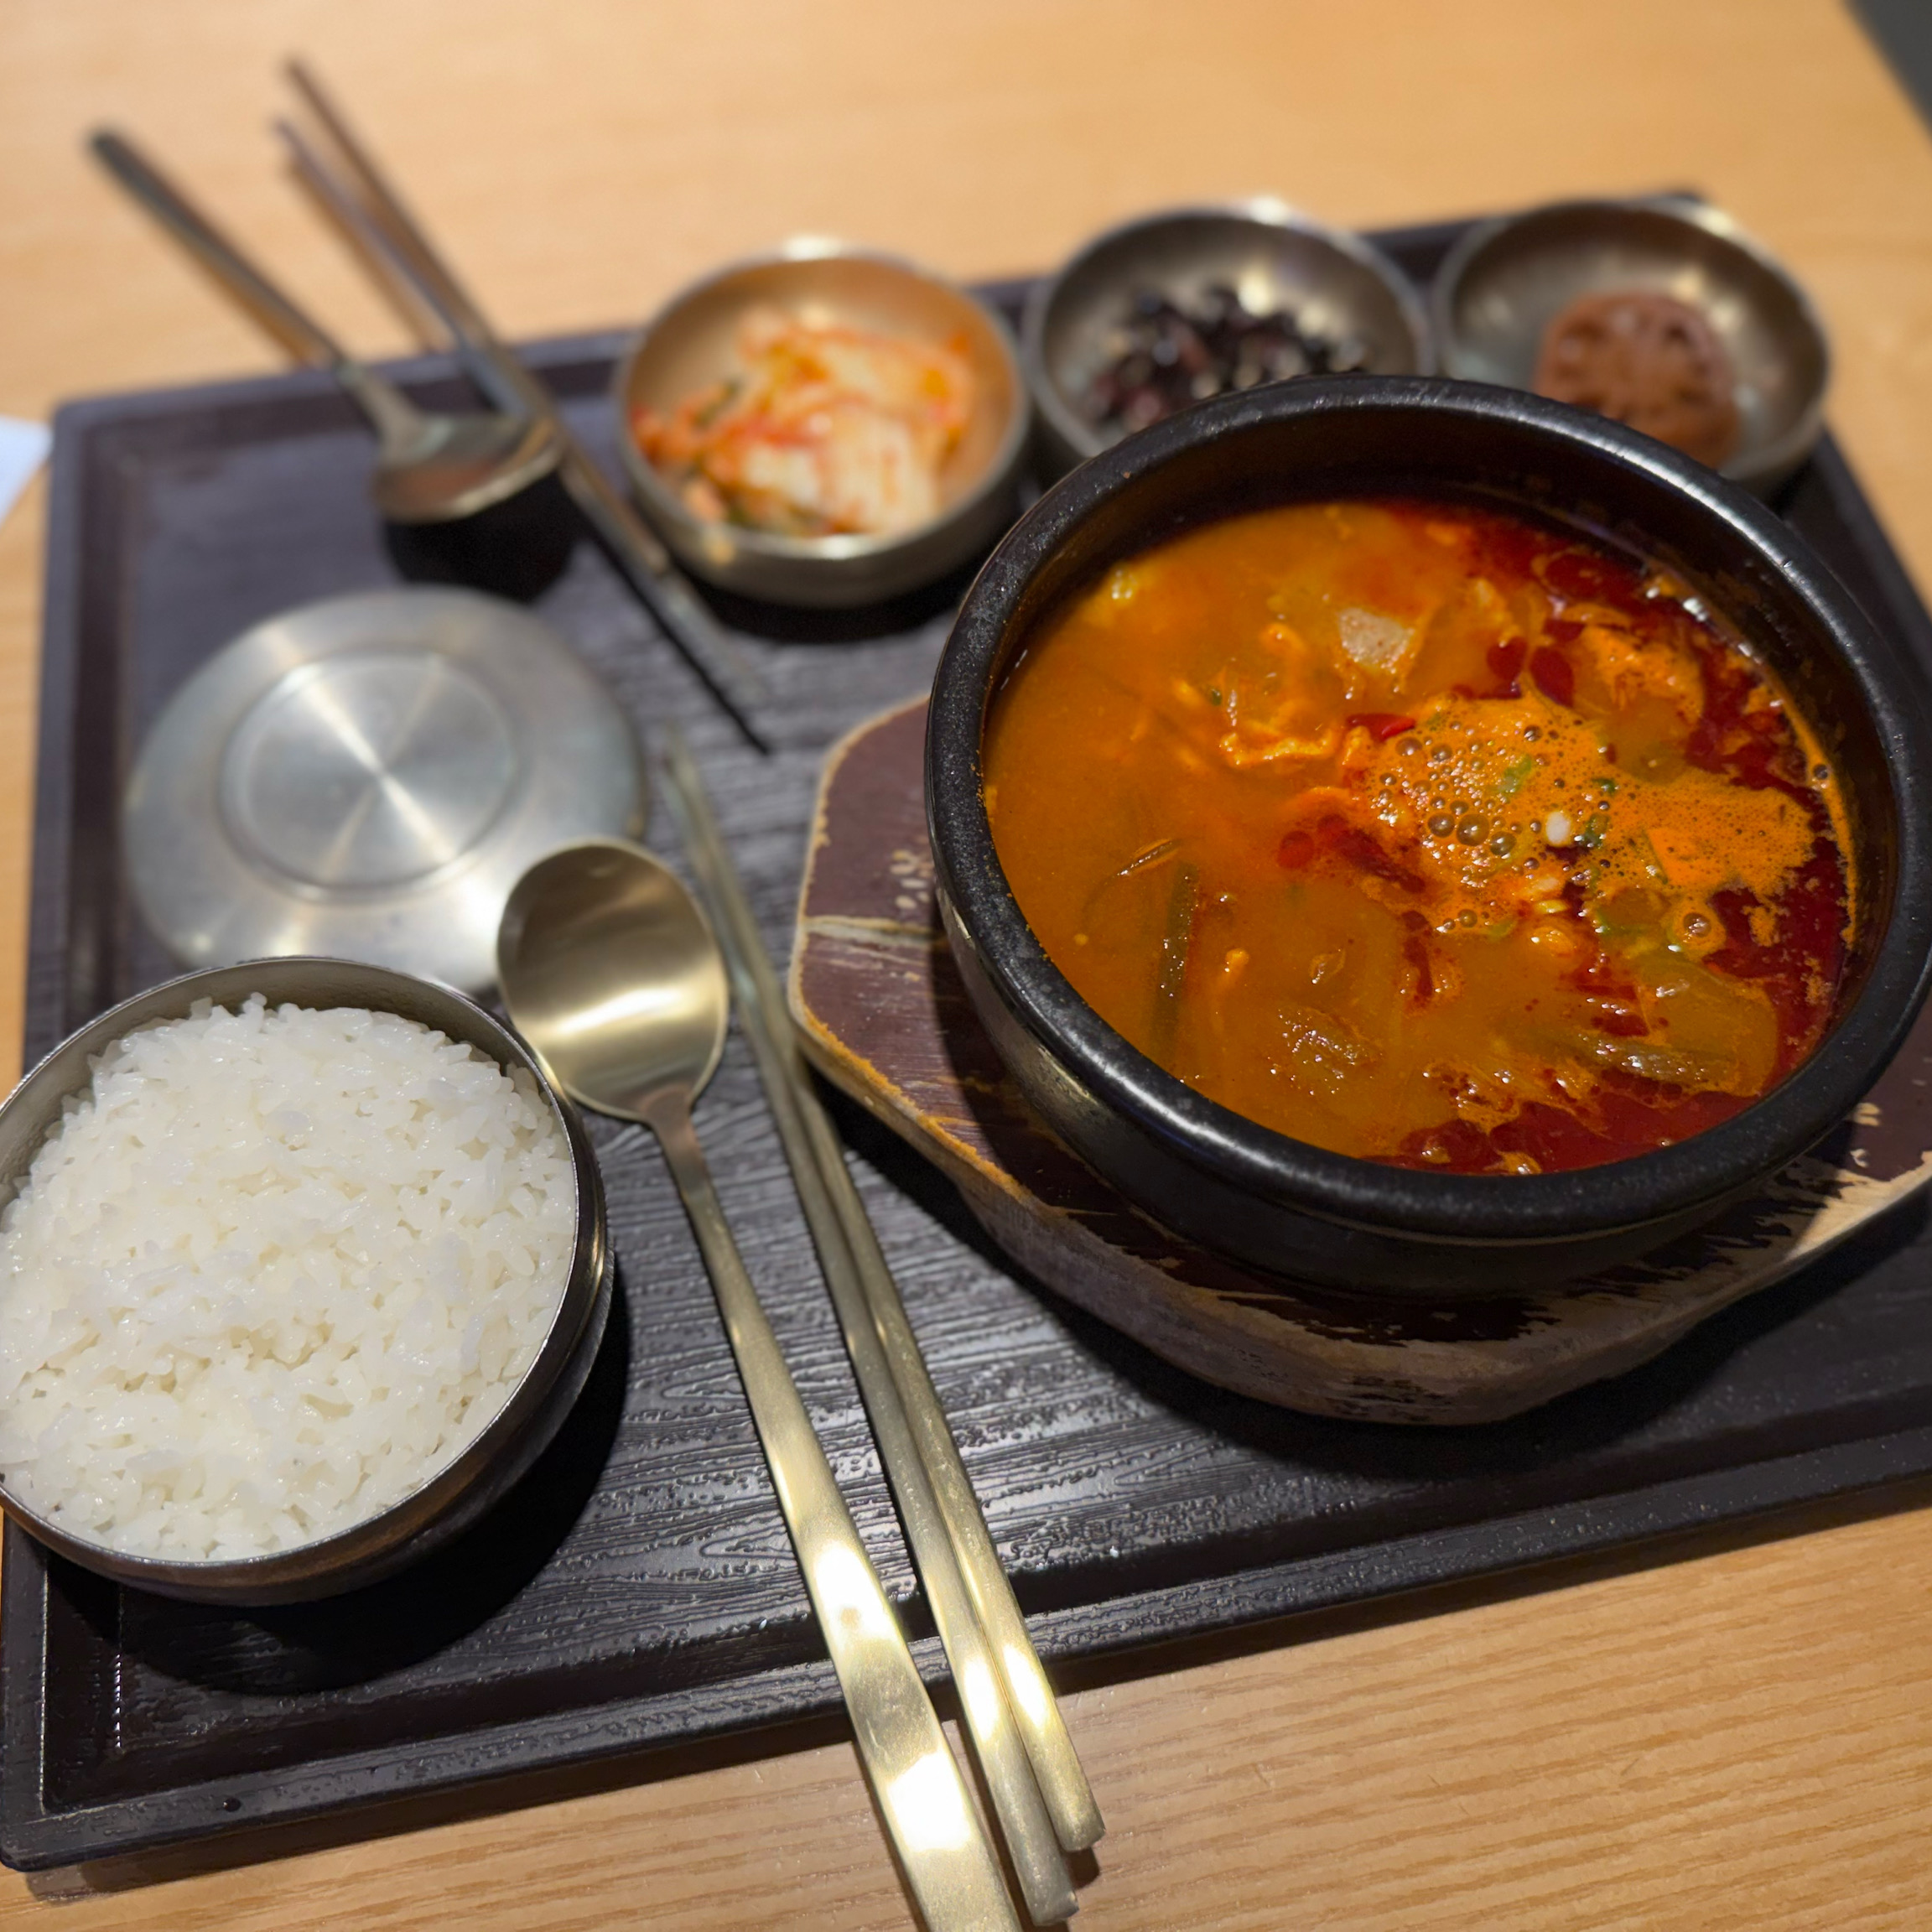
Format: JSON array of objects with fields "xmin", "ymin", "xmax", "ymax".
[{"xmin": 0, "ymin": 958, "xmax": 609, "ymax": 1604}]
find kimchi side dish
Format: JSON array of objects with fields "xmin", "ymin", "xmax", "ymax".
[
  {"xmin": 982, "ymin": 500, "xmax": 1854, "ymax": 1175},
  {"xmin": 632, "ymin": 306, "xmax": 974, "ymax": 539}
]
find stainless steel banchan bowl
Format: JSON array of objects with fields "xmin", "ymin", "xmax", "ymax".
[
  {"xmin": 927, "ymin": 377, "xmax": 1932, "ymax": 1301},
  {"xmin": 1431, "ymin": 197, "xmax": 1830, "ymax": 497},
  {"xmin": 613, "ymin": 242, "xmax": 1031, "ymax": 608},
  {"xmin": 1023, "ymin": 199, "xmax": 1434, "ymax": 476},
  {"xmin": 0, "ymin": 958, "xmax": 610, "ymax": 1603}
]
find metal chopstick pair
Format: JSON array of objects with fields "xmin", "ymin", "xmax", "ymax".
[
  {"xmin": 277, "ymin": 65, "xmax": 1104, "ymax": 1915},
  {"xmin": 657, "ymin": 732, "xmax": 1103, "ymax": 1924},
  {"xmin": 273, "ymin": 61, "xmax": 771, "ymax": 755}
]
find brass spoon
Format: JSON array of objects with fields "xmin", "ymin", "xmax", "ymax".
[
  {"xmin": 496, "ymin": 841, "xmax": 1019, "ymax": 1932},
  {"xmin": 91, "ymin": 131, "xmax": 558, "ymax": 525}
]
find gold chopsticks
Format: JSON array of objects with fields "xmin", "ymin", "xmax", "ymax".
[{"xmin": 659, "ymin": 731, "xmax": 1104, "ymax": 1899}]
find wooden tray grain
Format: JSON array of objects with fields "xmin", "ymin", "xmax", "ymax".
[
  {"xmin": 792, "ymin": 699, "xmax": 1932, "ymax": 1423},
  {"xmin": 14, "ymin": 224, "xmax": 1932, "ymax": 1875}
]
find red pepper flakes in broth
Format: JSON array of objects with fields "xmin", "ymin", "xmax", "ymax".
[
  {"xmin": 1346, "ymin": 712, "xmax": 1418, "ymax": 741},
  {"xmin": 1530, "ymin": 646, "xmax": 1577, "ymax": 707}
]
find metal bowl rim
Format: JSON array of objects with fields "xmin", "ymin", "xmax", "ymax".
[
  {"xmin": 610, "ymin": 239, "xmax": 1032, "ymax": 566},
  {"xmin": 1428, "ymin": 195, "xmax": 1832, "ymax": 489},
  {"xmin": 1020, "ymin": 197, "xmax": 1439, "ymax": 465},
  {"xmin": 0, "ymin": 956, "xmax": 606, "ymax": 1592}
]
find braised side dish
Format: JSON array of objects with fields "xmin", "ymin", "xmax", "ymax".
[
  {"xmin": 1534, "ymin": 290, "xmax": 1740, "ymax": 468},
  {"xmin": 632, "ymin": 306, "xmax": 974, "ymax": 538},
  {"xmin": 983, "ymin": 500, "xmax": 1853, "ymax": 1174}
]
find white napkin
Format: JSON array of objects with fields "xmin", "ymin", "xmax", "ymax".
[{"xmin": 0, "ymin": 418, "xmax": 50, "ymax": 531}]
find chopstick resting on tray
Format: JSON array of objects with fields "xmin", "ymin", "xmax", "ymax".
[
  {"xmin": 658, "ymin": 730, "xmax": 1105, "ymax": 1893},
  {"xmin": 276, "ymin": 59, "xmax": 772, "ymax": 754}
]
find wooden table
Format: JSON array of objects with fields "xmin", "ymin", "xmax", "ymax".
[{"xmin": 3, "ymin": 3, "xmax": 1932, "ymax": 1924}]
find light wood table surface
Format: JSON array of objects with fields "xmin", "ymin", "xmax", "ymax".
[{"xmin": 4, "ymin": 3, "xmax": 1932, "ymax": 1924}]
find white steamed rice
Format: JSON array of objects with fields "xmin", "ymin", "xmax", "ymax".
[{"xmin": 0, "ymin": 995, "xmax": 574, "ymax": 1562}]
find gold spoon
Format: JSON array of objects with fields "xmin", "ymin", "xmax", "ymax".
[{"xmin": 496, "ymin": 841, "xmax": 1020, "ymax": 1932}]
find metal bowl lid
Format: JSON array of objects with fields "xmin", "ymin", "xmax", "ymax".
[{"xmin": 124, "ymin": 588, "xmax": 645, "ymax": 993}]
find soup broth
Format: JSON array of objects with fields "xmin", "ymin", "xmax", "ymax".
[{"xmin": 983, "ymin": 499, "xmax": 1854, "ymax": 1174}]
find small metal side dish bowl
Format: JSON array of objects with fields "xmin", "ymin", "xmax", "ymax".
[
  {"xmin": 1023, "ymin": 200, "xmax": 1434, "ymax": 475},
  {"xmin": 926, "ymin": 377, "xmax": 1932, "ymax": 1301},
  {"xmin": 1432, "ymin": 197, "xmax": 1830, "ymax": 497},
  {"xmin": 613, "ymin": 242, "xmax": 1030, "ymax": 608},
  {"xmin": 0, "ymin": 958, "xmax": 610, "ymax": 1603}
]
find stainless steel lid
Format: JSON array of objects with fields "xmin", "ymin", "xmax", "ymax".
[{"xmin": 125, "ymin": 588, "xmax": 646, "ymax": 992}]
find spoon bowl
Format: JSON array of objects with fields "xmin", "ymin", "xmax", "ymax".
[
  {"xmin": 367, "ymin": 404, "xmax": 560, "ymax": 525},
  {"xmin": 496, "ymin": 841, "xmax": 726, "ymax": 1119}
]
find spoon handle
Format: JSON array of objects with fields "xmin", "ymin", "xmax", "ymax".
[
  {"xmin": 647, "ymin": 1098, "xmax": 1021, "ymax": 1932},
  {"xmin": 87, "ymin": 131, "xmax": 415, "ymax": 447}
]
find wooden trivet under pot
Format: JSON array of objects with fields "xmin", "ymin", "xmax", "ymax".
[{"xmin": 789, "ymin": 699, "xmax": 1932, "ymax": 1426}]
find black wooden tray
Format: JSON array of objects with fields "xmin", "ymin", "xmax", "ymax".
[{"xmin": 10, "ymin": 216, "xmax": 1932, "ymax": 1874}]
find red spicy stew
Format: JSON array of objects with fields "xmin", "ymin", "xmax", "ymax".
[{"xmin": 981, "ymin": 498, "xmax": 1854, "ymax": 1174}]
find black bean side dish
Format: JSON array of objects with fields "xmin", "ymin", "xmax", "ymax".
[{"xmin": 1080, "ymin": 284, "xmax": 1370, "ymax": 435}]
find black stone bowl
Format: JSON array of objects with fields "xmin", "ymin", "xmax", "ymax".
[{"xmin": 926, "ymin": 377, "xmax": 1932, "ymax": 1300}]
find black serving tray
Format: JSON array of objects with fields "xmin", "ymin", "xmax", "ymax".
[{"xmin": 10, "ymin": 216, "xmax": 1932, "ymax": 1873}]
